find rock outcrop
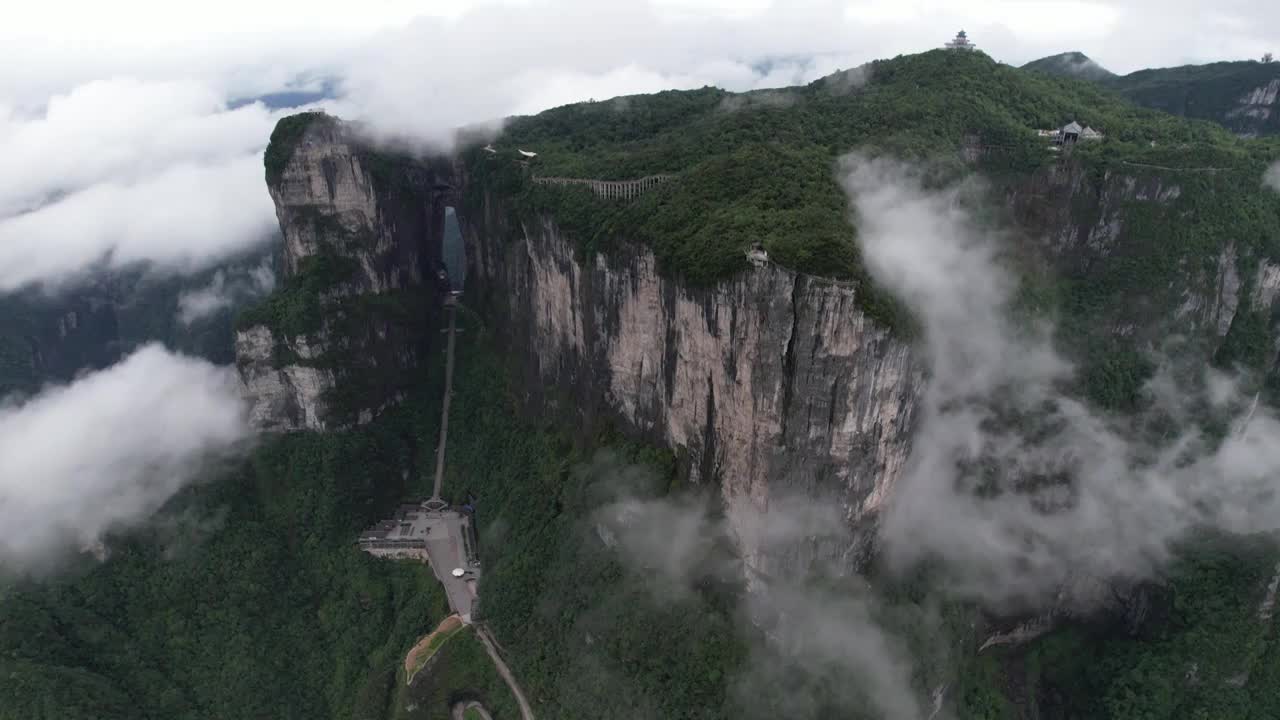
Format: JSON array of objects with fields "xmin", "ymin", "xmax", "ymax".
[
  {"xmin": 467, "ymin": 203, "xmax": 924, "ymax": 575},
  {"xmin": 241, "ymin": 116, "xmax": 1276, "ymax": 569},
  {"xmin": 237, "ymin": 115, "xmax": 457, "ymax": 431}
]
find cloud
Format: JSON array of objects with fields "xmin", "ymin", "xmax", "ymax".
[
  {"xmin": 4, "ymin": 2, "xmax": 1278, "ymax": 289},
  {"xmin": 0, "ymin": 156, "xmax": 279, "ymax": 293},
  {"xmin": 177, "ymin": 260, "xmax": 276, "ymax": 325},
  {"xmin": 1265, "ymin": 161, "xmax": 1280, "ymax": 192},
  {"xmin": 260, "ymin": 0, "xmax": 1280, "ymax": 150},
  {"xmin": 592, "ymin": 455, "xmax": 929, "ymax": 720},
  {"xmin": 841, "ymin": 154, "xmax": 1280, "ymax": 611},
  {"xmin": 0, "ymin": 77, "xmax": 343, "ymax": 294},
  {"xmin": 0, "ymin": 344, "xmax": 250, "ymax": 572},
  {"xmin": 0, "ymin": 78, "xmax": 272, "ymax": 215}
]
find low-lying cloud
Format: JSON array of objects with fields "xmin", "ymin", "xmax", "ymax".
[
  {"xmin": 0, "ymin": 77, "xmax": 322, "ymax": 294},
  {"xmin": 842, "ymin": 154, "xmax": 1280, "ymax": 611},
  {"xmin": 0, "ymin": 156, "xmax": 277, "ymax": 292},
  {"xmin": 1265, "ymin": 161, "xmax": 1280, "ymax": 192},
  {"xmin": 595, "ymin": 467, "xmax": 928, "ymax": 720},
  {"xmin": 177, "ymin": 259, "xmax": 276, "ymax": 325},
  {"xmin": 0, "ymin": 344, "xmax": 251, "ymax": 571}
]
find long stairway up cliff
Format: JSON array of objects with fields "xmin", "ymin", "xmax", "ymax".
[{"xmin": 236, "ymin": 113, "xmax": 460, "ymax": 431}]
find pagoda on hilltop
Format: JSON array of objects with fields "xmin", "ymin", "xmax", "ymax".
[{"xmin": 945, "ymin": 30, "xmax": 976, "ymax": 51}]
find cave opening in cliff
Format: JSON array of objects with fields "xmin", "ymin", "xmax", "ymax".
[{"xmin": 442, "ymin": 205, "xmax": 466, "ymax": 292}]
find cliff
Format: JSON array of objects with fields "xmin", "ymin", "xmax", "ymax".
[
  {"xmin": 237, "ymin": 114, "xmax": 458, "ymax": 431},
  {"xmin": 467, "ymin": 200, "xmax": 923, "ymax": 576},
  {"xmin": 244, "ymin": 98, "xmax": 1278, "ymax": 573}
]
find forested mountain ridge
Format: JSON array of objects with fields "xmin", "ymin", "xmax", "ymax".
[
  {"xmin": 235, "ymin": 47, "xmax": 1280, "ymax": 719},
  {"xmin": 5, "ymin": 46, "xmax": 1280, "ymax": 720},
  {"xmin": 1023, "ymin": 51, "xmax": 1280, "ymax": 137}
]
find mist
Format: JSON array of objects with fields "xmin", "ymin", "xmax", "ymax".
[
  {"xmin": 594, "ymin": 459, "xmax": 929, "ymax": 720},
  {"xmin": 841, "ymin": 153, "xmax": 1280, "ymax": 611},
  {"xmin": 0, "ymin": 345, "xmax": 251, "ymax": 572},
  {"xmin": 177, "ymin": 259, "xmax": 276, "ymax": 325},
  {"xmin": 0, "ymin": 77, "xmax": 327, "ymax": 294},
  {"xmin": 1266, "ymin": 160, "xmax": 1280, "ymax": 192}
]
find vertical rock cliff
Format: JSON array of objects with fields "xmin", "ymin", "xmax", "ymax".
[
  {"xmin": 237, "ymin": 115, "xmax": 458, "ymax": 431},
  {"xmin": 238, "ymin": 117, "xmax": 1276, "ymax": 573},
  {"xmin": 466, "ymin": 200, "xmax": 925, "ymax": 575}
]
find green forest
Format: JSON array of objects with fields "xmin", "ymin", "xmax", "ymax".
[
  {"xmin": 7, "ymin": 45, "xmax": 1280, "ymax": 720},
  {"xmin": 464, "ymin": 50, "xmax": 1280, "ymax": 343},
  {"xmin": 0, "ymin": 413, "xmax": 449, "ymax": 720}
]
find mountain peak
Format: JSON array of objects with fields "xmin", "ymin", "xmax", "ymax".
[{"xmin": 1022, "ymin": 51, "xmax": 1117, "ymax": 81}]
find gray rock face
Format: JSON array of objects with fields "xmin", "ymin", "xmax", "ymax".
[
  {"xmin": 237, "ymin": 117, "xmax": 456, "ymax": 431},
  {"xmin": 1229, "ymin": 79, "xmax": 1280, "ymax": 123},
  {"xmin": 235, "ymin": 326, "xmax": 335, "ymax": 432},
  {"xmin": 240, "ymin": 122, "xmax": 1274, "ymax": 571},
  {"xmin": 469, "ymin": 209, "xmax": 924, "ymax": 573}
]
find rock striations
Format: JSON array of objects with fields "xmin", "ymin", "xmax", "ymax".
[
  {"xmin": 237, "ymin": 115, "xmax": 458, "ymax": 431},
  {"xmin": 241, "ymin": 115, "xmax": 1273, "ymax": 571}
]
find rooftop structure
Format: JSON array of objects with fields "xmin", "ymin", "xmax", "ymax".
[
  {"xmin": 945, "ymin": 30, "xmax": 976, "ymax": 51},
  {"xmin": 357, "ymin": 504, "xmax": 429, "ymax": 559},
  {"xmin": 1038, "ymin": 121, "xmax": 1105, "ymax": 147}
]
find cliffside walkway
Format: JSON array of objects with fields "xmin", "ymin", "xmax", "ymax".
[{"xmin": 532, "ymin": 174, "xmax": 674, "ymax": 201}]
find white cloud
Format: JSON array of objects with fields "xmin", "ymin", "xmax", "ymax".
[
  {"xmin": 842, "ymin": 154, "xmax": 1280, "ymax": 611},
  {"xmin": 0, "ymin": 155, "xmax": 277, "ymax": 293},
  {"xmin": 0, "ymin": 78, "xmax": 274, "ymax": 216},
  {"xmin": 0, "ymin": 75, "xmax": 346, "ymax": 294},
  {"xmin": 3, "ymin": 1, "xmax": 1277, "ymax": 292},
  {"xmin": 589, "ymin": 450, "xmax": 928, "ymax": 720},
  {"xmin": 0, "ymin": 345, "xmax": 250, "ymax": 571},
  {"xmin": 1265, "ymin": 161, "xmax": 1280, "ymax": 192},
  {"xmin": 177, "ymin": 260, "xmax": 277, "ymax": 325}
]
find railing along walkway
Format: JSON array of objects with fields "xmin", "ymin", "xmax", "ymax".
[{"xmin": 532, "ymin": 174, "xmax": 675, "ymax": 200}]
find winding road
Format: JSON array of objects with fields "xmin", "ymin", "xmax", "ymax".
[{"xmin": 476, "ymin": 626, "xmax": 536, "ymax": 720}]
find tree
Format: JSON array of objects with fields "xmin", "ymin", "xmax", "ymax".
[{"xmin": 1263, "ymin": 52, "xmax": 1274, "ymax": 63}]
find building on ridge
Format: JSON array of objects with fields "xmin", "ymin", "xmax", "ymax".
[{"xmin": 945, "ymin": 30, "xmax": 976, "ymax": 51}]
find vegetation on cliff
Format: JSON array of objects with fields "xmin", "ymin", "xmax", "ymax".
[
  {"xmin": 0, "ymin": 410, "xmax": 448, "ymax": 720},
  {"xmin": 428, "ymin": 318, "xmax": 752, "ymax": 718},
  {"xmin": 264, "ymin": 111, "xmax": 329, "ymax": 186},
  {"xmin": 961, "ymin": 535, "xmax": 1280, "ymax": 720},
  {"xmin": 1023, "ymin": 52, "xmax": 1280, "ymax": 136},
  {"xmin": 465, "ymin": 49, "xmax": 1280, "ymax": 337}
]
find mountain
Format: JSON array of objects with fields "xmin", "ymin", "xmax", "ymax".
[
  {"xmin": 0, "ymin": 253, "xmax": 270, "ymax": 399},
  {"xmin": 7, "ymin": 47, "xmax": 1280, "ymax": 720},
  {"xmin": 1024, "ymin": 53, "xmax": 1280, "ymax": 136},
  {"xmin": 235, "ymin": 49, "xmax": 1280, "ymax": 718},
  {"xmin": 1021, "ymin": 51, "xmax": 1117, "ymax": 82}
]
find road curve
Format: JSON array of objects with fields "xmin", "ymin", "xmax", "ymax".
[
  {"xmin": 451, "ymin": 701, "xmax": 494, "ymax": 720},
  {"xmin": 476, "ymin": 626, "xmax": 535, "ymax": 720}
]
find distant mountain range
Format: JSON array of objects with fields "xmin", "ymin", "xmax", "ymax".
[{"xmin": 1023, "ymin": 51, "xmax": 1280, "ymax": 136}]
